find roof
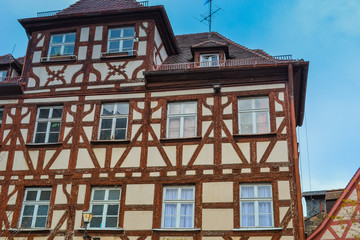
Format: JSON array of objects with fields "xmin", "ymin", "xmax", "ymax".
[
  {"xmin": 308, "ymin": 168, "xmax": 360, "ymax": 240},
  {"xmin": 302, "ymin": 190, "xmax": 327, "ymax": 197},
  {"xmin": 0, "ymin": 54, "xmax": 15, "ymax": 65},
  {"xmin": 57, "ymin": 0, "xmax": 144, "ymax": 15},
  {"xmin": 164, "ymin": 32, "xmax": 274, "ymax": 64},
  {"xmin": 325, "ymin": 189, "xmax": 344, "ymax": 200}
]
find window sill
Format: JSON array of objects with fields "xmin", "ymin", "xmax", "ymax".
[
  {"xmin": 160, "ymin": 136, "xmax": 202, "ymax": 143},
  {"xmin": 26, "ymin": 142, "xmax": 62, "ymax": 148},
  {"xmin": 91, "ymin": 139, "xmax": 130, "ymax": 145},
  {"xmin": 153, "ymin": 228, "xmax": 201, "ymax": 232},
  {"xmin": 233, "ymin": 227, "xmax": 282, "ymax": 231},
  {"xmin": 78, "ymin": 227, "xmax": 124, "ymax": 232},
  {"xmin": 101, "ymin": 53, "xmax": 137, "ymax": 60},
  {"xmin": 9, "ymin": 228, "xmax": 51, "ymax": 232},
  {"xmin": 233, "ymin": 132, "xmax": 277, "ymax": 139},
  {"xmin": 41, "ymin": 55, "xmax": 77, "ymax": 63}
]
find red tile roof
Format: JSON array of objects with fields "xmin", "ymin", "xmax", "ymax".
[{"xmin": 57, "ymin": 0, "xmax": 144, "ymax": 15}]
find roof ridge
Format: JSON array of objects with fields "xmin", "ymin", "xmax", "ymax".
[{"xmin": 212, "ymin": 32, "xmax": 273, "ymax": 60}]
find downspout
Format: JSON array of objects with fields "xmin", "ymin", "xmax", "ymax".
[{"xmin": 288, "ymin": 64, "xmax": 306, "ymax": 240}]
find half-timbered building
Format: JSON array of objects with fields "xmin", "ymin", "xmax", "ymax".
[{"xmin": 0, "ymin": 1, "xmax": 309, "ymax": 240}]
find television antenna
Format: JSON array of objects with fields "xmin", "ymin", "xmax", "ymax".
[{"xmin": 196, "ymin": 0, "xmax": 222, "ymax": 33}]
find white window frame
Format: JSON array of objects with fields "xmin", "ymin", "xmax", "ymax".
[
  {"xmin": 240, "ymin": 184, "xmax": 274, "ymax": 228},
  {"xmin": 48, "ymin": 32, "xmax": 76, "ymax": 57},
  {"xmin": 34, "ymin": 106, "xmax": 63, "ymax": 143},
  {"xmin": 167, "ymin": 102, "xmax": 197, "ymax": 138},
  {"xmin": 89, "ymin": 187, "xmax": 121, "ymax": 229},
  {"xmin": 107, "ymin": 27, "xmax": 135, "ymax": 54},
  {"xmin": 0, "ymin": 70, "xmax": 7, "ymax": 81},
  {"xmin": 19, "ymin": 188, "xmax": 52, "ymax": 229},
  {"xmin": 200, "ymin": 54, "xmax": 219, "ymax": 67},
  {"xmin": 0, "ymin": 108, "xmax": 3, "ymax": 129},
  {"xmin": 162, "ymin": 186, "xmax": 195, "ymax": 229},
  {"xmin": 98, "ymin": 103, "xmax": 129, "ymax": 140},
  {"xmin": 238, "ymin": 96, "xmax": 270, "ymax": 134}
]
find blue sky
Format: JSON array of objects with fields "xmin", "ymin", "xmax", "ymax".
[{"xmin": 0, "ymin": 0, "xmax": 359, "ymax": 193}]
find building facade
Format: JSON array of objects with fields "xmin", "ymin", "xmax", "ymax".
[{"xmin": 0, "ymin": 1, "xmax": 309, "ymax": 240}]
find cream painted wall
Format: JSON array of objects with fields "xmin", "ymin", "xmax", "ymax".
[
  {"xmin": 125, "ymin": 184, "xmax": 154, "ymax": 205},
  {"xmin": 123, "ymin": 211, "xmax": 153, "ymax": 230},
  {"xmin": 202, "ymin": 209, "xmax": 233, "ymax": 230},
  {"xmin": 203, "ymin": 182, "xmax": 233, "ymax": 202}
]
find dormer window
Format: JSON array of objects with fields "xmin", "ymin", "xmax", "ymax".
[
  {"xmin": 108, "ymin": 27, "xmax": 135, "ymax": 55},
  {"xmin": 49, "ymin": 33, "xmax": 76, "ymax": 57},
  {"xmin": 200, "ymin": 54, "xmax": 219, "ymax": 67},
  {"xmin": 0, "ymin": 70, "xmax": 6, "ymax": 81}
]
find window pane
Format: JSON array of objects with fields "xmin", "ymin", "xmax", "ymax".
[
  {"xmin": 165, "ymin": 189, "xmax": 178, "ymax": 200},
  {"xmin": 184, "ymin": 117, "xmax": 196, "ymax": 128},
  {"xmin": 122, "ymin": 40, "xmax": 133, "ymax": 51},
  {"xmin": 169, "ymin": 104, "xmax": 181, "ymax": 115},
  {"xmin": 109, "ymin": 41, "xmax": 120, "ymax": 52},
  {"xmin": 241, "ymin": 202, "xmax": 255, "ymax": 227},
  {"xmin": 181, "ymin": 189, "xmax": 193, "ymax": 200},
  {"xmin": 110, "ymin": 29, "xmax": 121, "ymax": 38},
  {"xmin": 255, "ymin": 97, "xmax": 269, "ymax": 109},
  {"xmin": 92, "ymin": 205, "xmax": 104, "ymax": 215},
  {"xmin": 183, "ymin": 103, "xmax": 197, "ymax": 114},
  {"xmin": 256, "ymin": 111, "xmax": 269, "ymax": 133},
  {"xmin": 102, "ymin": 104, "xmax": 114, "ymax": 115},
  {"xmin": 90, "ymin": 217, "xmax": 102, "ymax": 228},
  {"xmin": 164, "ymin": 216, "xmax": 176, "ymax": 228},
  {"xmin": 21, "ymin": 217, "xmax": 33, "ymax": 228},
  {"xmin": 23, "ymin": 205, "xmax": 35, "ymax": 215},
  {"xmin": 115, "ymin": 129, "xmax": 126, "ymax": 140},
  {"xmin": 37, "ymin": 205, "xmax": 49, "ymax": 215},
  {"xmin": 52, "ymin": 35, "xmax": 63, "ymax": 44},
  {"xmin": 48, "ymin": 133, "xmax": 59, "ymax": 143},
  {"xmin": 50, "ymin": 47, "xmax": 61, "ymax": 56},
  {"xmin": 241, "ymin": 186, "xmax": 254, "ymax": 198},
  {"xmin": 106, "ymin": 217, "xmax": 117, "ymax": 227},
  {"xmin": 108, "ymin": 190, "xmax": 121, "ymax": 200},
  {"xmin": 35, "ymin": 133, "xmax": 46, "ymax": 143},
  {"xmin": 164, "ymin": 204, "xmax": 177, "ymax": 228},
  {"xmin": 239, "ymin": 112, "xmax": 253, "ymax": 134},
  {"xmin": 51, "ymin": 109, "xmax": 62, "ymax": 118},
  {"xmin": 37, "ymin": 122, "xmax": 48, "ymax": 132},
  {"xmin": 35, "ymin": 217, "xmax": 47, "ymax": 228},
  {"xmin": 258, "ymin": 186, "xmax": 271, "ymax": 198},
  {"xmin": 259, "ymin": 202, "xmax": 272, "ymax": 214},
  {"xmin": 65, "ymin": 33, "xmax": 76, "ymax": 43},
  {"xmin": 116, "ymin": 104, "xmax": 129, "ymax": 115},
  {"xmin": 39, "ymin": 109, "xmax": 50, "ymax": 119},
  {"xmin": 100, "ymin": 130, "xmax": 111, "ymax": 140},
  {"xmin": 26, "ymin": 191, "xmax": 38, "ymax": 201},
  {"xmin": 115, "ymin": 118, "xmax": 127, "ymax": 129},
  {"xmin": 0, "ymin": 109, "xmax": 3, "ymax": 119},
  {"xmin": 93, "ymin": 190, "xmax": 106, "ymax": 200},
  {"xmin": 239, "ymin": 99, "xmax": 252, "ymax": 111},
  {"xmin": 64, "ymin": 45, "xmax": 74, "ymax": 55},
  {"xmin": 107, "ymin": 205, "xmax": 119, "ymax": 215},
  {"xmin": 50, "ymin": 122, "xmax": 61, "ymax": 132},
  {"xmin": 101, "ymin": 119, "xmax": 113, "ymax": 129},
  {"xmin": 123, "ymin": 28, "xmax": 134, "ymax": 37}
]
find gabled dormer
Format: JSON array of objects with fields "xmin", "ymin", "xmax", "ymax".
[{"xmin": 191, "ymin": 40, "xmax": 229, "ymax": 67}]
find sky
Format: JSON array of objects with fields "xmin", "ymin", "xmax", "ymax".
[{"xmin": 0, "ymin": 0, "xmax": 360, "ymax": 195}]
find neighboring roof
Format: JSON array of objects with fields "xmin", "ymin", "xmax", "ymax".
[
  {"xmin": 308, "ymin": 168, "xmax": 360, "ymax": 240},
  {"xmin": 16, "ymin": 57, "xmax": 25, "ymax": 65},
  {"xmin": 57, "ymin": 0, "xmax": 144, "ymax": 15},
  {"xmin": 164, "ymin": 32, "xmax": 274, "ymax": 64},
  {"xmin": 303, "ymin": 190, "xmax": 327, "ymax": 197},
  {"xmin": 0, "ymin": 54, "xmax": 15, "ymax": 65},
  {"xmin": 325, "ymin": 189, "xmax": 344, "ymax": 200}
]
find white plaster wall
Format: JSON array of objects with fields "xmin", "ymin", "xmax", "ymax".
[
  {"xmin": 80, "ymin": 27, "xmax": 90, "ymax": 42},
  {"xmin": 278, "ymin": 181, "xmax": 291, "ymax": 200},
  {"xmin": 94, "ymin": 26, "xmax": 103, "ymax": 41}
]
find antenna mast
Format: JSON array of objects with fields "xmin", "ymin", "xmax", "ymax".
[{"xmin": 196, "ymin": 0, "xmax": 222, "ymax": 33}]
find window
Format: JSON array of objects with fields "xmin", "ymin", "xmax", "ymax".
[
  {"xmin": 99, "ymin": 103, "xmax": 129, "ymax": 140},
  {"xmin": 162, "ymin": 186, "xmax": 195, "ymax": 229},
  {"xmin": 200, "ymin": 54, "xmax": 219, "ymax": 67},
  {"xmin": 34, "ymin": 106, "xmax": 63, "ymax": 143},
  {"xmin": 0, "ymin": 70, "xmax": 6, "ymax": 81},
  {"xmin": 0, "ymin": 108, "xmax": 3, "ymax": 129},
  {"xmin": 108, "ymin": 27, "xmax": 135, "ymax": 54},
  {"xmin": 240, "ymin": 184, "xmax": 273, "ymax": 228},
  {"xmin": 89, "ymin": 188, "xmax": 121, "ymax": 229},
  {"xmin": 167, "ymin": 102, "xmax": 197, "ymax": 138},
  {"xmin": 48, "ymin": 33, "xmax": 76, "ymax": 57},
  {"xmin": 20, "ymin": 188, "xmax": 51, "ymax": 228},
  {"xmin": 238, "ymin": 96, "xmax": 270, "ymax": 134}
]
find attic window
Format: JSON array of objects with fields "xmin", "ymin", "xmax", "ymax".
[
  {"xmin": 200, "ymin": 54, "xmax": 219, "ymax": 67},
  {"xmin": 0, "ymin": 70, "xmax": 6, "ymax": 81},
  {"xmin": 49, "ymin": 33, "xmax": 76, "ymax": 57},
  {"xmin": 108, "ymin": 27, "xmax": 135, "ymax": 55}
]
